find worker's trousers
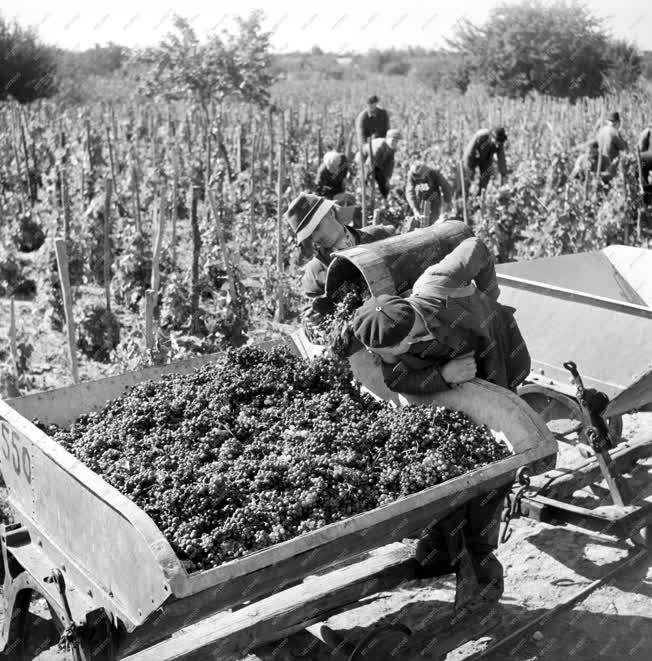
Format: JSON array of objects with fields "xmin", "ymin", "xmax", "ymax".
[{"xmin": 415, "ymin": 485, "xmax": 509, "ymax": 581}]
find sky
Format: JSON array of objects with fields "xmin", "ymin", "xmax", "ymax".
[{"xmin": 2, "ymin": 0, "xmax": 652, "ymax": 52}]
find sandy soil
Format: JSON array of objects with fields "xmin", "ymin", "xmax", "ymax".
[{"xmin": 1, "ymin": 370, "xmax": 650, "ymax": 660}]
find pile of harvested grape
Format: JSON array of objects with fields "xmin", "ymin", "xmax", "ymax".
[
  {"xmin": 306, "ymin": 278, "xmax": 371, "ymax": 347},
  {"xmin": 38, "ymin": 346, "xmax": 510, "ymax": 571}
]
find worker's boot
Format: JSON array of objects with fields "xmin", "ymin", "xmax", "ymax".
[{"xmin": 466, "ymin": 488, "xmax": 509, "ymax": 604}]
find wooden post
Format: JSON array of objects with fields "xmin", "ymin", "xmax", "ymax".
[
  {"xmin": 9, "ymin": 298, "xmax": 18, "ymax": 377},
  {"xmin": 54, "ymin": 239, "xmax": 79, "ymax": 384},
  {"xmin": 106, "ymin": 126, "xmax": 118, "ymax": 198},
  {"xmin": 18, "ymin": 110, "xmax": 34, "ymax": 205},
  {"xmin": 367, "ymin": 137, "xmax": 375, "ymax": 219},
  {"xmin": 171, "ymin": 147, "xmax": 179, "ymax": 271},
  {"xmin": 131, "ymin": 147, "xmax": 142, "ymax": 235},
  {"xmin": 103, "ymin": 179, "xmax": 113, "ymax": 313},
  {"xmin": 372, "ymin": 209, "xmax": 383, "ymax": 226},
  {"xmin": 189, "ymin": 183, "xmax": 201, "ymax": 334},
  {"xmin": 317, "ymin": 128, "xmax": 323, "ymax": 165},
  {"xmin": 274, "ymin": 116, "xmax": 286, "ymax": 323},
  {"xmin": 206, "ymin": 177, "xmax": 239, "ymax": 312},
  {"xmin": 236, "ymin": 124, "xmax": 243, "ymax": 173},
  {"xmin": 268, "ymin": 107, "xmax": 274, "ymax": 188},
  {"xmin": 145, "ymin": 289, "xmax": 155, "ymax": 352},
  {"xmin": 60, "ymin": 164, "xmax": 71, "ymax": 241},
  {"xmin": 151, "ymin": 188, "xmax": 167, "ymax": 306},
  {"xmin": 358, "ymin": 133, "xmax": 367, "ymax": 226}
]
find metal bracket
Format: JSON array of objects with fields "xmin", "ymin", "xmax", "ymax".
[
  {"xmin": 500, "ymin": 467, "xmax": 532, "ymax": 543},
  {"xmin": 45, "ymin": 569, "xmax": 83, "ymax": 661}
]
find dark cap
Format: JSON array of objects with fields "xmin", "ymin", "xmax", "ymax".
[
  {"xmin": 367, "ymin": 95, "xmax": 379, "ymax": 104},
  {"xmin": 492, "ymin": 126, "xmax": 508, "ymax": 143},
  {"xmin": 608, "ymin": 111, "xmax": 620, "ymax": 123},
  {"xmin": 284, "ymin": 193, "xmax": 335, "ymax": 244},
  {"xmin": 350, "ymin": 295, "xmax": 415, "ymax": 349}
]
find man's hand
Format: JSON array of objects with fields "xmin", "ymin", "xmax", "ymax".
[{"xmin": 440, "ymin": 352, "xmax": 477, "ymax": 385}]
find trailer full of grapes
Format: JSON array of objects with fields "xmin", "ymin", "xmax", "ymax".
[{"xmin": 0, "ymin": 335, "xmax": 556, "ymax": 661}]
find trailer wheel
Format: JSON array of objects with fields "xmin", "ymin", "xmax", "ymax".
[
  {"xmin": 0, "ymin": 587, "xmax": 32, "ymax": 661},
  {"xmin": 78, "ymin": 610, "xmax": 119, "ymax": 661}
]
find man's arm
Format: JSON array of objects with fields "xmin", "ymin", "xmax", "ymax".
[
  {"xmin": 638, "ymin": 128, "xmax": 650, "ymax": 153},
  {"xmin": 380, "ymin": 109, "xmax": 390, "ymax": 137},
  {"xmin": 300, "ymin": 258, "xmax": 328, "ymax": 299},
  {"xmin": 382, "ymin": 360, "xmax": 451, "ymax": 395},
  {"xmin": 434, "ymin": 170, "xmax": 453, "ymax": 204},
  {"xmin": 405, "ymin": 172, "xmax": 420, "ymax": 215},
  {"xmin": 420, "ymin": 236, "xmax": 500, "ymax": 300}
]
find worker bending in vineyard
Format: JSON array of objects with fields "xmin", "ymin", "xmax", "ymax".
[
  {"xmin": 358, "ymin": 129, "xmax": 403, "ymax": 199},
  {"xmin": 340, "ymin": 237, "xmax": 530, "ymax": 608},
  {"xmin": 460, "ymin": 126, "xmax": 508, "ymax": 194},
  {"xmin": 355, "ymin": 94, "xmax": 390, "ymax": 148},
  {"xmin": 405, "ymin": 161, "xmax": 454, "ymax": 225},
  {"xmin": 314, "ymin": 151, "xmax": 355, "ymax": 205},
  {"xmin": 284, "ymin": 192, "xmax": 395, "ymax": 334},
  {"xmin": 596, "ymin": 111, "xmax": 628, "ymax": 180},
  {"xmin": 571, "ymin": 140, "xmax": 612, "ymax": 183}
]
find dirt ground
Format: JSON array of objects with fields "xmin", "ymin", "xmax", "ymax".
[{"xmin": 0, "ymin": 316, "xmax": 650, "ymax": 660}]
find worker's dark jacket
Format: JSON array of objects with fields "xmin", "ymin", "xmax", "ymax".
[
  {"xmin": 315, "ymin": 160, "xmax": 349, "ymax": 199},
  {"xmin": 463, "ymin": 129, "xmax": 507, "ymax": 176},
  {"xmin": 405, "ymin": 168, "xmax": 453, "ymax": 216},
  {"xmin": 355, "ymin": 108, "xmax": 390, "ymax": 144},
  {"xmin": 362, "ymin": 138, "xmax": 395, "ymax": 198},
  {"xmin": 301, "ymin": 225, "xmax": 395, "ymax": 299},
  {"xmin": 382, "ymin": 237, "xmax": 530, "ymax": 395}
]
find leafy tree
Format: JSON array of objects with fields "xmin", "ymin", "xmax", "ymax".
[
  {"xmin": 0, "ymin": 15, "xmax": 57, "ymax": 103},
  {"xmin": 141, "ymin": 12, "xmax": 273, "ymax": 115},
  {"xmin": 448, "ymin": 1, "xmax": 611, "ymax": 100},
  {"xmin": 604, "ymin": 39, "xmax": 642, "ymax": 92}
]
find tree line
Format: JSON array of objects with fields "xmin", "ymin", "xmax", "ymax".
[{"xmin": 0, "ymin": 1, "xmax": 650, "ymax": 106}]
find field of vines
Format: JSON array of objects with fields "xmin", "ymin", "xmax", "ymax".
[{"xmin": 0, "ymin": 76, "xmax": 651, "ymax": 397}]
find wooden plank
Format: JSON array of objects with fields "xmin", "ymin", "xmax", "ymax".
[
  {"xmin": 122, "ymin": 544, "xmax": 415, "ymax": 661},
  {"xmin": 530, "ymin": 437, "xmax": 652, "ymax": 499},
  {"xmin": 54, "ymin": 239, "xmax": 79, "ymax": 384}
]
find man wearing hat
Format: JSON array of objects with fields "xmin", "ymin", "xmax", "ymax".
[
  {"xmin": 314, "ymin": 151, "xmax": 355, "ymax": 205},
  {"xmin": 359, "ymin": 129, "xmax": 403, "ymax": 199},
  {"xmin": 285, "ymin": 192, "xmax": 395, "ymax": 309},
  {"xmin": 406, "ymin": 161, "xmax": 454, "ymax": 225},
  {"xmin": 597, "ymin": 112, "xmax": 628, "ymax": 172},
  {"xmin": 355, "ymin": 94, "xmax": 390, "ymax": 149},
  {"xmin": 461, "ymin": 126, "xmax": 509, "ymax": 194},
  {"xmin": 340, "ymin": 237, "xmax": 530, "ymax": 606}
]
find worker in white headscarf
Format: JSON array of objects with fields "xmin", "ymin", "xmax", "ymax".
[{"xmin": 315, "ymin": 151, "xmax": 354, "ymax": 205}]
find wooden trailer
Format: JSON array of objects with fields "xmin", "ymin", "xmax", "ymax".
[{"xmin": 0, "ymin": 335, "xmax": 556, "ymax": 660}]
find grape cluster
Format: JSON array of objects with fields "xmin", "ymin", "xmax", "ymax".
[
  {"xmin": 38, "ymin": 346, "xmax": 510, "ymax": 571},
  {"xmin": 307, "ymin": 279, "xmax": 370, "ymax": 347}
]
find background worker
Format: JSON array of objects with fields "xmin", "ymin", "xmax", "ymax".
[
  {"xmin": 461, "ymin": 126, "xmax": 509, "ymax": 194},
  {"xmin": 314, "ymin": 151, "xmax": 355, "ymax": 205},
  {"xmin": 355, "ymin": 94, "xmax": 390, "ymax": 149},
  {"xmin": 405, "ymin": 161, "xmax": 454, "ymax": 225},
  {"xmin": 571, "ymin": 140, "xmax": 612, "ymax": 183},
  {"xmin": 341, "ymin": 237, "xmax": 530, "ymax": 609},
  {"xmin": 359, "ymin": 129, "xmax": 403, "ymax": 199},
  {"xmin": 596, "ymin": 111, "xmax": 628, "ymax": 179}
]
